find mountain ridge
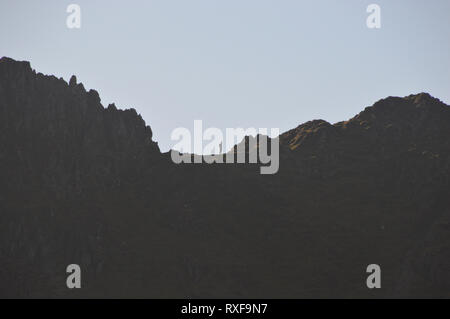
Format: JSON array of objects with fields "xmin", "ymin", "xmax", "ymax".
[
  {"xmin": 1, "ymin": 57, "xmax": 450, "ymax": 298},
  {"xmin": 3, "ymin": 56, "xmax": 448, "ymax": 156}
]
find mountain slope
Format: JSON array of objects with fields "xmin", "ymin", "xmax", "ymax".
[{"xmin": 0, "ymin": 57, "xmax": 449, "ymax": 298}]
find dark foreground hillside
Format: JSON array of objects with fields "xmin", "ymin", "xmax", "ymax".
[{"xmin": 0, "ymin": 57, "xmax": 449, "ymax": 298}]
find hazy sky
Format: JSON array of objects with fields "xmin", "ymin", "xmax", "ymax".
[{"xmin": 1, "ymin": 0, "xmax": 450, "ymax": 151}]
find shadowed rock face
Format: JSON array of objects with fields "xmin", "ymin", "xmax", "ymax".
[{"xmin": 0, "ymin": 57, "xmax": 449, "ymax": 298}]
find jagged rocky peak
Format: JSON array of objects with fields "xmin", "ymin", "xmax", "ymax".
[
  {"xmin": 108, "ymin": 103, "xmax": 118, "ymax": 110},
  {"xmin": 69, "ymin": 75, "xmax": 77, "ymax": 87},
  {"xmin": 87, "ymin": 89, "xmax": 101, "ymax": 105},
  {"xmin": 356, "ymin": 92, "xmax": 448, "ymax": 120},
  {"xmin": 0, "ymin": 56, "xmax": 31, "ymax": 69},
  {"xmin": 405, "ymin": 92, "xmax": 446, "ymax": 108},
  {"xmin": 280, "ymin": 93, "xmax": 450, "ymax": 152},
  {"xmin": 0, "ymin": 57, "xmax": 34, "ymax": 83},
  {"xmin": 0, "ymin": 57, "xmax": 161, "ymax": 158},
  {"xmin": 280, "ymin": 120, "xmax": 334, "ymax": 150}
]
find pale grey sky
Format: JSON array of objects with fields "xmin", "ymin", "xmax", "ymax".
[{"xmin": 1, "ymin": 0, "xmax": 449, "ymax": 151}]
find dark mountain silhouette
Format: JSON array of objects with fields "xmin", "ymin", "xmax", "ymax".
[{"xmin": 0, "ymin": 57, "xmax": 449, "ymax": 298}]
